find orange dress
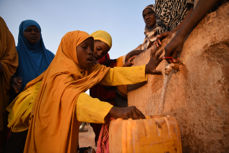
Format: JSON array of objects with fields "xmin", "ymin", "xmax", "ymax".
[{"xmin": 0, "ymin": 17, "xmax": 18, "ymax": 130}]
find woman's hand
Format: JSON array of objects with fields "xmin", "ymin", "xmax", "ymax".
[
  {"xmin": 145, "ymin": 46, "xmax": 163, "ymax": 75},
  {"xmin": 11, "ymin": 76, "xmax": 22, "ymax": 94},
  {"xmin": 154, "ymin": 31, "xmax": 172, "ymax": 48},
  {"xmin": 124, "ymin": 50, "xmax": 144, "ymax": 67},
  {"xmin": 164, "ymin": 32, "xmax": 185, "ymax": 59},
  {"xmin": 125, "ymin": 50, "xmax": 143, "ymax": 62},
  {"xmin": 123, "ymin": 56, "xmax": 136, "ymax": 67},
  {"xmin": 109, "ymin": 106, "xmax": 145, "ymax": 120}
]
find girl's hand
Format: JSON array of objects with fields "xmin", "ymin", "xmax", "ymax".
[
  {"xmin": 145, "ymin": 47, "xmax": 163, "ymax": 75},
  {"xmin": 109, "ymin": 106, "xmax": 145, "ymax": 120}
]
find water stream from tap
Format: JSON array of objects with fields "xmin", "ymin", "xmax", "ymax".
[{"xmin": 158, "ymin": 65, "xmax": 174, "ymax": 114}]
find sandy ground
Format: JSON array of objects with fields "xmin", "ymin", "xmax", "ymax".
[{"xmin": 78, "ymin": 123, "xmax": 96, "ymax": 150}]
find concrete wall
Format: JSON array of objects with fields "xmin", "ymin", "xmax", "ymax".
[{"xmin": 128, "ymin": 3, "xmax": 229, "ymax": 153}]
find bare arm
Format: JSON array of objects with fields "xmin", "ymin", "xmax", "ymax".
[
  {"xmin": 127, "ymin": 82, "xmax": 147, "ymax": 92},
  {"xmin": 165, "ymin": 0, "xmax": 221, "ymax": 58}
]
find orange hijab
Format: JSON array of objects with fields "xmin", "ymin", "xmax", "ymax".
[
  {"xmin": 24, "ymin": 31, "xmax": 110, "ymax": 153},
  {"xmin": 0, "ymin": 17, "xmax": 18, "ymax": 130}
]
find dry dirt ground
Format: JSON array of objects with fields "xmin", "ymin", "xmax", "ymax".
[{"xmin": 78, "ymin": 123, "xmax": 96, "ymax": 150}]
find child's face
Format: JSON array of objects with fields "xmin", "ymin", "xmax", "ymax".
[
  {"xmin": 93, "ymin": 40, "xmax": 110, "ymax": 60},
  {"xmin": 143, "ymin": 8, "xmax": 156, "ymax": 28},
  {"xmin": 77, "ymin": 37, "xmax": 96, "ymax": 70}
]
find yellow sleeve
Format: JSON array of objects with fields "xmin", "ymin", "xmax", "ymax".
[
  {"xmin": 101, "ymin": 65, "xmax": 147, "ymax": 86},
  {"xmin": 76, "ymin": 93, "xmax": 113, "ymax": 123},
  {"xmin": 7, "ymin": 81, "xmax": 41, "ymax": 132}
]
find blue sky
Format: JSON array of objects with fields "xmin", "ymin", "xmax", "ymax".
[{"xmin": 0, "ymin": 0, "xmax": 155, "ymax": 59}]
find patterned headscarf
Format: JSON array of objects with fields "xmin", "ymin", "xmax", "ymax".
[{"xmin": 142, "ymin": 5, "xmax": 167, "ymax": 50}]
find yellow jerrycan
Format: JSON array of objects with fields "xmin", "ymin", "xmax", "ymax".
[{"xmin": 109, "ymin": 115, "xmax": 182, "ymax": 153}]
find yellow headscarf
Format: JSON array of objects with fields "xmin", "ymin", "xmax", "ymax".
[
  {"xmin": 91, "ymin": 30, "xmax": 112, "ymax": 48},
  {"xmin": 0, "ymin": 17, "xmax": 18, "ymax": 130},
  {"xmin": 24, "ymin": 31, "xmax": 110, "ymax": 153}
]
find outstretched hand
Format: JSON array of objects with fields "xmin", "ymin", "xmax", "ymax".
[
  {"xmin": 124, "ymin": 56, "xmax": 136, "ymax": 67},
  {"xmin": 109, "ymin": 106, "xmax": 145, "ymax": 120},
  {"xmin": 124, "ymin": 50, "xmax": 144, "ymax": 67},
  {"xmin": 125, "ymin": 50, "xmax": 143, "ymax": 62},
  {"xmin": 164, "ymin": 32, "xmax": 185, "ymax": 59},
  {"xmin": 154, "ymin": 31, "xmax": 172, "ymax": 48},
  {"xmin": 145, "ymin": 46, "xmax": 163, "ymax": 75}
]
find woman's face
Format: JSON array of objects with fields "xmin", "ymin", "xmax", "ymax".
[
  {"xmin": 77, "ymin": 37, "xmax": 96, "ymax": 70},
  {"xmin": 93, "ymin": 40, "xmax": 110, "ymax": 60},
  {"xmin": 23, "ymin": 25, "xmax": 41, "ymax": 44},
  {"xmin": 143, "ymin": 8, "xmax": 156, "ymax": 28}
]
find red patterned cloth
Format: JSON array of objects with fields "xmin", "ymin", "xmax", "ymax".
[{"xmin": 96, "ymin": 122, "xmax": 110, "ymax": 153}]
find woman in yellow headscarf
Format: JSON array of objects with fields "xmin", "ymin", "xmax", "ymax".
[
  {"xmin": 90, "ymin": 30, "xmax": 125, "ymax": 106},
  {"xmin": 89, "ymin": 30, "xmax": 129, "ymax": 143},
  {"xmin": 90, "ymin": 30, "xmax": 141, "ymax": 107},
  {"xmin": 0, "ymin": 16, "xmax": 18, "ymax": 152}
]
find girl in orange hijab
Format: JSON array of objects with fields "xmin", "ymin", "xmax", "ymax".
[{"xmin": 23, "ymin": 30, "xmax": 161, "ymax": 153}]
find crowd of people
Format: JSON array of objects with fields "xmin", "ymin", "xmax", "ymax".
[{"xmin": 0, "ymin": 0, "xmax": 226, "ymax": 153}]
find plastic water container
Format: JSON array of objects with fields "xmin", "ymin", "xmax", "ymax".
[{"xmin": 109, "ymin": 115, "xmax": 182, "ymax": 153}]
